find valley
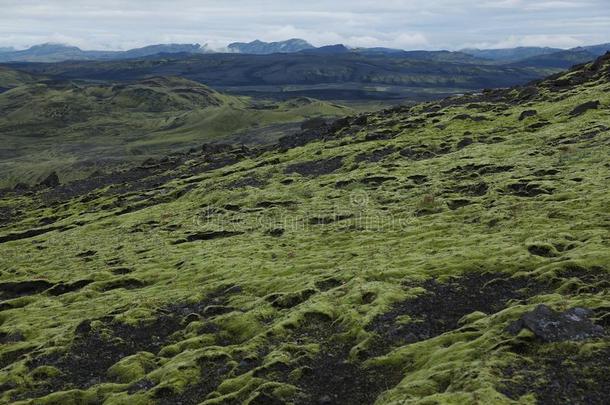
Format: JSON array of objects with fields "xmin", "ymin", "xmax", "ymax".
[{"xmin": 4, "ymin": 43, "xmax": 600, "ymax": 188}]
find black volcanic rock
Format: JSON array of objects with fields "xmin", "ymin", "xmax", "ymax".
[
  {"xmin": 39, "ymin": 172, "xmax": 60, "ymax": 188},
  {"xmin": 507, "ymin": 305, "xmax": 604, "ymax": 342},
  {"xmin": 301, "ymin": 117, "xmax": 328, "ymax": 131},
  {"xmin": 570, "ymin": 100, "xmax": 600, "ymax": 116},
  {"xmin": 519, "ymin": 109, "xmax": 538, "ymax": 120}
]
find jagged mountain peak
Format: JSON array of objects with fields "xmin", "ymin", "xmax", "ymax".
[{"xmin": 227, "ymin": 38, "xmax": 315, "ymax": 54}]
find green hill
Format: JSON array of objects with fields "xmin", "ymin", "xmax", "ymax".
[
  {"xmin": 0, "ymin": 67, "xmax": 39, "ymax": 91},
  {"xmin": 0, "ymin": 76, "xmax": 352, "ymax": 187},
  {"xmin": 0, "ymin": 53, "xmax": 608, "ymax": 405}
]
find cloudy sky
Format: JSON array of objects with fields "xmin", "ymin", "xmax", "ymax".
[{"xmin": 1, "ymin": 0, "xmax": 609, "ymax": 51}]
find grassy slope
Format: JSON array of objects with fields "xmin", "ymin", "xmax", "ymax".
[
  {"xmin": 0, "ymin": 56, "xmax": 608, "ymax": 404},
  {"xmin": 0, "ymin": 77, "xmax": 352, "ymax": 187},
  {"xmin": 0, "ymin": 67, "xmax": 39, "ymax": 89}
]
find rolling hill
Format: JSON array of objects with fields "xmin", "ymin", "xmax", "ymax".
[
  {"xmin": 0, "ymin": 67, "xmax": 40, "ymax": 91},
  {"xmin": 0, "ymin": 76, "xmax": 352, "ymax": 187},
  {"xmin": 0, "ymin": 51, "xmax": 608, "ymax": 405}
]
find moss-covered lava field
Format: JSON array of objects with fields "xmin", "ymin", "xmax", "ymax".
[{"xmin": 0, "ymin": 54, "xmax": 609, "ymax": 404}]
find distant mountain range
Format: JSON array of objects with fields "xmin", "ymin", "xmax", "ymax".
[
  {"xmin": 506, "ymin": 49, "xmax": 601, "ymax": 69},
  {"xmin": 227, "ymin": 38, "xmax": 314, "ymax": 54},
  {"xmin": 0, "ymin": 43, "xmax": 211, "ymax": 63},
  {"xmin": 1, "ymin": 39, "xmax": 608, "ymax": 69},
  {"xmin": 460, "ymin": 43, "xmax": 610, "ymax": 68},
  {"xmin": 577, "ymin": 43, "xmax": 610, "ymax": 56},
  {"xmin": 460, "ymin": 46, "xmax": 562, "ymax": 62}
]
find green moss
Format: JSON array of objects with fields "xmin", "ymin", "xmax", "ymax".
[
  {"xmin": 0, "ymin": 57, "xmax": 609, "ymax": 404},
  {"xmin": 107, "ymin": 352, "xmax": 157, "ymax": 384},
  {"xmin": 30, "ymin": 366, "xmax": 61, "ymax": 380}
]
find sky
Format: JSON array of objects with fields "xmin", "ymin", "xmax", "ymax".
[{"xmin": 0, "ymin": 0, "xmax": 609, "ymax": 51}]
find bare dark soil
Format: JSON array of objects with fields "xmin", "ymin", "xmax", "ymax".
[
  {"xmin": 274, "ymin": 313, "xmax": 405, "ymax": 405},
  {"xmin": 366, "ymin": 272, "xmax": 551, "ymax": 356},
  {"xmin": 500, "ymin": 346, "xmax": 610, "ymax": 404}
]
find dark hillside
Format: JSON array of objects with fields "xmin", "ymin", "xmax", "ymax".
[{"xmin": 6, "ymin": 52, "xmax": 550, "ymax": 92}]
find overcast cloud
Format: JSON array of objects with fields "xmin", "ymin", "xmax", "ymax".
[{"xmin": 0, "ymin": 0, "xmax": 608, "ymax": 51}]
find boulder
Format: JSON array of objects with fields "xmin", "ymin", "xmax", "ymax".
[{"xmin": 507, "ymin": 304, "xmax": 604, "ymax": 342}]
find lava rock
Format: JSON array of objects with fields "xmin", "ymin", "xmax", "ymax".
[
  {"xmin": 570, "ymin": 100, "xmax": 600, "ymax": 117},
  {"xmin": 353, "ymin": 115, "xmax": 368, "ymax": 126},
  {"xmin": 519, "ymin": 110, "xmax": 538, "ymax": 120},
  {"xmin": 506, "ymin": 304, "xmax": 604, "ymax": 342},
  {"xmin": 0, "ymin": 331, "xmax": 25, "ymax": 344},
  {"xmin": 527, "ymin": 244, "xmax": 557, "ymax": 257},
  {"xmin": 284, "ymin": 157, "xmax": 343, "ymax": 177},
  {"xmin": 301, "ymin": 117, "xmax": 327, "ymax": 131},
  {"xmin": 457, "ymin": 137, "xmax": 474, "ymax": 149},
  {"xmin": 265, "ymin": 228, "xmax": 285, "ymax": 237},
  {"xmin": 365, "ymin": 130, "xmax": 395, "ymax": 141},
  {"xmin": 12, "ymin": 182, "xmax": 29, "ymax": 191},
  {"xmin": 278, "ymin": 129, "xmax": 328, "ymax": 151},
  {"xmin": 0, "ymin": 280, "xmax": 54, "ymax": 300},
  {"xmin": 39, "ymin": 172, "xmax": 60, "ymax": 188},
  {"xmin": 328, "ymin": 117, "xmax": 350, "ymax": 133}
]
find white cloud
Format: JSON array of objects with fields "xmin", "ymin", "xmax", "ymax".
[
  {"xmin": 0, "ymin": 0, "xmax": 607, "ymax": 51},
  {"xmin": 480, "ymin": 0, "xmax": 523, "ymax": 8},
  {"xmin": 393, "ymin": 33, "xmax": 430, "ymax": 49},
  {"xmin": 479, "ymin": 0, "xmax": 592, "ymax": 10},
  {"xmin": 467, "ymin": 34, "xmax": 584, "ymax": 49}
]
